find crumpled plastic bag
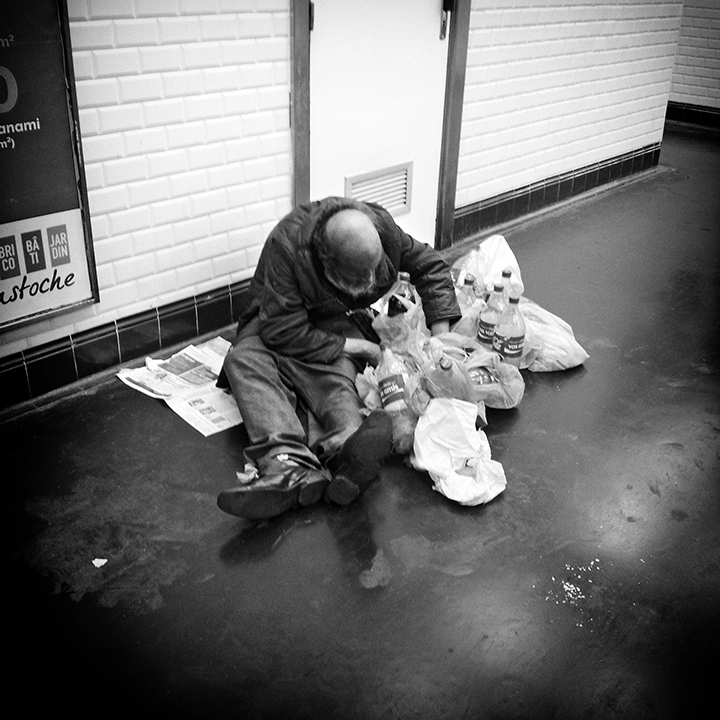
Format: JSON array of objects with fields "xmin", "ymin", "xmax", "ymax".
[
  {"xmin": 520, "ymin": 298, "xmax": 589, "ymax": 372},
  {"xmin": 452, "ymin": 234, "xmax": 525, "ymax": 298},
  {"xmin": 372, "ymin": 284, "xmax": 430, "ymax": 371},
  {"xmin": 465, "ymin": 347, "xmax": 525, "ymax": 409},
  {"xmin": 410, "ymin": 398, "xmax": 506, "ymax": 506}
]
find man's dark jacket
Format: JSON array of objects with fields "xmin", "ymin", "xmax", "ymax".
[{"xmin": 234, "ymin": 197, "xmax": 461, "ymax": 364}]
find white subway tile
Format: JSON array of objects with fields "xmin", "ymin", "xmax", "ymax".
[
  {"xmin": 194, "ymin": 234, "xmax": 230, "ymax": 262},
  {"xmin": 94, "ymin": 282, "xmax": 139, "ymax": 312},
  {"xmin": 159, "ymin": 16, "xmax": 201, "ymax": 43},
  {"xmin": 220, "ymin": 38, "xmax": 257, "ymax": 64},
  {"xmin": 124, "ymin": 127, "xmax": 169, "ymax": 156},
  {"xmin": 87, "ymin": 0, "xmax": 134, "ymax": 20},
  {"xmin": 237, "ymin": 13, "xmax": 274, "ymax": 38},
  {"xmin": 94, "ymin": 234, "xmax": 133, "ymax": 264},
  {"xmin": 206, "ymin": 162, "xmax": 244, "ymax": 190},
  {"xmin": 114, "ymin": 18, "xmax": 160, "ymax": 46},
  {"xmin": 76, "ymin": 78, "xmax": 120, "ymax": 107},
  {"xmin": 163, "ymin": 69, "xmax": 205, "ymax": 97},
  {"xmin": 184, "ymin": 93, "xmax": 225, "ymax": 121},
  {"xmin": 187, "ymin": 142, "xmax": 226, "ymax": 169},
  {"xmin": 170, "ymin": 169, "xmax": 209, "ymax": 196},
  {"xmin": 172, "ymin": 216, "xmax": 212, "ymax": 244},
  {"xmin": 166, "ymin": 121, "xmax": 207, "ymax": 148},
  {"xmin": 241, "ymin": 110, "xmax": 277, "ymax": 137},
  {"xmin": 143, "ymin": 97, "xmax": 185, "ymax": 127},
  {"xmin": 147, "ymin": 148, "xmax": 189, "ymax": 178},
  {"xmin": 176, "ymin": 259, "xmax": 214, "ymax": 288},
  {"xmin": 136, "ymin": 0, "xmax": 181, "ymax": 18},
  {"xmin": 203, "ymin": 66, "xmax": 242, "ymax": 93},
  {"xmin": 133, "ymin": 225, "xmax": 175, "ymax": 252},
  {"xmin": 72, "ymin": 51, "xmax": 96, "ymax": 80},
  {"xmin": 98, "ymin": 103, "xmax": 144, "ymax": 133},
  {"xmin": 69, "ymin": 20, "xmax": 114, "ymax": 50},
  {"xmin": 200, "ymin": 14, "xmax": 239, "ymax": 40},
  {"xmin": 78, "ymin": 108, "xmax": 101, "ymax": 136},
  {"xmin": 114, "ymin": 253, "xmax": 157, "ymax": 284},
  {"xmin": 94, "ymin": 47, "xmax": 141, "ymax": 77},
  {"xmin": 151, "ymin": 197, "xmax": 190, "ymax": 226},
  {"xmin": 182, "ymin": 42, "xmax": 223, "ymax": 69},
  {"xmin": 209, "ymin": 207, "xmax": 245, "ymax": 234},
  {"xmin": 139, "ymin": 45, "xmax": 183, "ymax": 73},
  {"xmin": 129, "ymin": 177, "xmax": 170, "ymax": 206},
  {"xmin": 88, "ymin": 185, "xmax": 129, "ymax": 214},
  {"xmin": 155, "ymin": 242, "xmax": 195, "ymax": 271},
  {"xmin": 104, "ymin": 156, "xmax": 147, "ymax": 185},
  {"xmin": 109, "ymin": 206, "xmax": 153, "ymax": 236},
  {"xmin": 136, "ymin": 270, "xmax": 177, "ymax": 301},
  {"xmin": 190, "ymin": 188, "xmax": 228, "ymax": 215},
  {"xmin": 118, "ymin": 74, "xmax": 164, "ymax": 103}
]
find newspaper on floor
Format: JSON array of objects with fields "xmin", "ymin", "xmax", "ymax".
[{"xmin": 117, "ymin": 336, "xmax": 242, "ymax": 436}]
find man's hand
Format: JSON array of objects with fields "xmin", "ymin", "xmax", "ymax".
[
  {"xmin": 343, "ymin": 337, "xmax": 383, "ymax": 367},
  {"xmin": 430, "ymin": 320, "xmax": 450, "ymax": 336}
]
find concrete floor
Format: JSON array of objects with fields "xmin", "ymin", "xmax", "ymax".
[{"xmin": 6, "ymin": 128, "xmax": 719, "ymax": 720}]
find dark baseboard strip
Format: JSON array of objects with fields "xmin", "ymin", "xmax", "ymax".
[
  {"xmin": 453, "ymin": 142, "xmax": 661, "ymax": 242},
  {"xmin": 665, "ymin": 101, "xmax": 720, "ymax": 130},
  {"xmin": 1, "ymin": 280, "xmax": 250, "ymax": 411}
]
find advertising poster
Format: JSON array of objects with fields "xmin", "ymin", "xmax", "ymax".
[{"xmin": 0, "ymin": 0, "xmax": 98, "ymax": 330}]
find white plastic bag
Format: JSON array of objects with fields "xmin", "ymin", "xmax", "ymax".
[
  {"xmin": 410, "ymin": 398, "xmax": 506, "ymax": 506},
  {"xmin": 520, "ymin": 298, "xmax": 589, "ymax": 372},
  {"xmin": 465, "ymin": 347, "xmax": 525, "ymax": 409},
  {"xmin": 452, "ymin": 234, "xmax": 525, "ymax": 297}
]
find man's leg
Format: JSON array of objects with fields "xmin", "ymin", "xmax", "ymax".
[
  {"xmin": 223, "ymin": 330, "xmax": 322, "ymax": 472},
  {"xmin": 285, "ymin": 355, "xmax": 393, "ymax": 505},
  {"xmin": 218, "ymin": 329, "xmax": 330, "ymax": 518},
  {"xmin": 285, "ymin": 353, "xmax": 366, "ymax": 463}
]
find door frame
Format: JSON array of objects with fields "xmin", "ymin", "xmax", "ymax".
[{"xmin": 290, "ymin": 0, "xmax": 470, "ymax": 250}]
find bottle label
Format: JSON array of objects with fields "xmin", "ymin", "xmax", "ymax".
[
  {"xmin": 496, "ymin": 334, "xmax": 524, "ymax": 359},
  {"xmin": 477, "ymin": 318, "xmax": 496, "ymax": 345},
  {"xmin": 491, "ymin": 332, "xmax": 504, "ymax": 354},
  {"xmin": 379, "ymin": 374, "xmax": 406, "ymax": 409}
]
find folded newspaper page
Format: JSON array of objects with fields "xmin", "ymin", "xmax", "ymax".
[{"xmin": 117, "ymin": 336, "xmax": 242, "ymax": 436}]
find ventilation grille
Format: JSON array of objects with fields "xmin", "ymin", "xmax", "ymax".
[{"xmin": 345, "ymin": 161, "xmax": 413, "ymax": 216}]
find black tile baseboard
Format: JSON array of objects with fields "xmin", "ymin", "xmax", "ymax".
[
  {"xmin": 665, "ymin": 101, "xmax": 720, "ymax": 130},
  {"xmin": 453, "ymin": 143, "xmax": 661, "ymax": 242},
  {"xmin": 0, "ymin": 279, "xmax": 250, "ymax": 412}
]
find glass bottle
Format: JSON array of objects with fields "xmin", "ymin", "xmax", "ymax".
[
  {"xmin": 492, "ymin": 294, "xmax": 525, "ymax": 366},
  {"xmin": 386, "ymin": 271, "xmax": 417, "ymax": 316},
  {"xmin": 477, "ymin": 283, "xmax": 507, "ymax": 347}
]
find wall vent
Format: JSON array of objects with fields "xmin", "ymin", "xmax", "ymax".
[{"xmin": 345, "ymin": 161, "xmax": 412, "ymax": 216}]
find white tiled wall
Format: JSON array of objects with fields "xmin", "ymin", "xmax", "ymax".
[
  {"xmin": 1, "ymin": 0, "xmax": 291, "ymax": 357},
  {"xmin": 455, "ymin": 0, "xmax": 684, "ymax": 209},
  {"xmin": 669, "ymin": 0, "xmax": 720, "ymax": 108}
]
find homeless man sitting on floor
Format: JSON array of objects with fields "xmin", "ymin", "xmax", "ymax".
[{"xmin": 217, "ymin": 196, "xmax": 461, "ymax": 520}]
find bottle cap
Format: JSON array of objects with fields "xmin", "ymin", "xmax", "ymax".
[
  {"xmin": 493, "ymin": 284, "xmax": 504, "ymax": 292},
  {"xmin": 439, "ymin": 356, "xmax": 452, "ymax": 370}
]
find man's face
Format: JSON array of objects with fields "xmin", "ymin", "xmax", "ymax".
[
  {"xmin": 324, "ymin": 259, "xmax": 379, "ymax": 300},
  {"xmin": 321, "ymin": 208, "xmax": 384, "ymax": 300}
]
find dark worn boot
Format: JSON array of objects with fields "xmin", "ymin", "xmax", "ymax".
[
  {"xmin": 325, "ymin": 411, "xmax": 394, "ymax": 506},
  {"xmin": 217, "ymin": 459, "xmax": 330, "ymax": 519}
]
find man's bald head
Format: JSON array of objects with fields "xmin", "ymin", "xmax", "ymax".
[
  {"xmin": 317, "ymin": 207, "xmax": 384, "ymax": 299},
  {"xmin": 325, "ymin": 209, "xmax": 383, "ymax": 269}
]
